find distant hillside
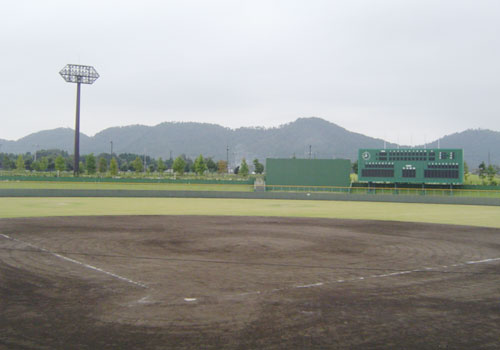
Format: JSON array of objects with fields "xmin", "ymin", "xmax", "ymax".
[
  {"xmin": 418, "ymin": 129, "xmax": 500, "ymax": 167},
  {"xmin": 1, "ymin": 118, "xmax": 499, "ymax": 167}
]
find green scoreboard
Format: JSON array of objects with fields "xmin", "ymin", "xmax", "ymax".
[{"xmin": 358, "ymin": 148, "xmax": 464, "ymax": 184}]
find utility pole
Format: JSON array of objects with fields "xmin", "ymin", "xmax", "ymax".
[
  {"xmin": 32, "ymin": 144, "xmax": 39, "ymax": 162},
  {"xmin": 226, "ymin": 145, "xmax": 229, "ymax": 173},
  {"xmin": 309, "ymin": 145, "xmax": 312, "ymax": 159}
]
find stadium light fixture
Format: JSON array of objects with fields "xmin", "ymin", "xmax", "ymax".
[{"xmin": 59, "ymin": 64, "xmax": 99, "ymax": 175}]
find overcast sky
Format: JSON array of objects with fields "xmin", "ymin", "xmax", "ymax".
[{"xmin": 1, "ymin": 0, "xmax": 499, "ymax": 145}]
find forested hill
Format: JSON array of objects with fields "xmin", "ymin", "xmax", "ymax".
[
  {"xmin": 420, "ymin": 129, "xmax": 500, "ymax": 167},
  {"xmin": 1, "ymin": 117, "xmax": 499, "ymax": 167}
]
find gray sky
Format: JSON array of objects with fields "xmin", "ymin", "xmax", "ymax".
[{"xmin": 2, "ymin": 0, "xmax": 499, "ymax": 145}]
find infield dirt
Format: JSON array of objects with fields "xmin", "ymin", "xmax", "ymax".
[{"xmin": 1, "ymin": 216, "xmax": 499, "ymax": 349}]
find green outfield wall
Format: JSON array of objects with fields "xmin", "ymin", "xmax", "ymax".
[{"xmin": 266, "ymin": 158, "xmax": 351, "ymax": 187}]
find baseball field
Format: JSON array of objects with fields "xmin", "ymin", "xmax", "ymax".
[{"xmin": 1, "ymin": 197, "xmax": 500, "ymax": 349}]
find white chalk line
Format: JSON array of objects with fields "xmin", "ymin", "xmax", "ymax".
[
  {"xmin": 224, "ymin": 256, "xmax": 500, "ymax": 301},
  {"xmin": 3, "ymin": 233, "xmax": 499, "ymax": 303},
  {"xmin": 159, "ymin": 256, "xmax": 500, "ymax": 303},
  {"xmin": 0, "ymin": 233, "xmax": 147, "ymax": 288}
]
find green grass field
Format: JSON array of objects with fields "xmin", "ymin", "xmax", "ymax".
[
  {"xmin": 0, "ymin": 181, "xmax": 253, "ymax": 192},
  {"xmin": 1, "ymin": 197, "xmax": 499, "ymax": 228}
]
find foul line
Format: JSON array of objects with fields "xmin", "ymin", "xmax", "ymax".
[
  {"xmin": 2, "ymin": 233, "xmax": 499, "ymax": 303},
  {"xmin": 0, "ymin": 246, "xmax": 499, "ymax": 275},
  {"xmin": 0, "ymin": 233, "xmax": 147, "ymax": 288},
  {"xmin": 226, "ymin": 256, "xmax": 500, "ymax": 299}
]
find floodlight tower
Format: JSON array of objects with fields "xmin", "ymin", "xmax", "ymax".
[{"xmin": 59, "ymin": 64, "xmax": 99, "ymax": 175}]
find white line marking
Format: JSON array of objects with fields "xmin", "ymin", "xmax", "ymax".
[
  {"xmin": 222, "ymin": 256, "xmax": 500, "ymax": 301},
  {"xmin": 295, "ymin": 282, "xmax": 323, "ymax": 288},
  {"xmin": 137, "ymin": 295, "xmax": 154, "ymax": 304},
  {"xmin": 237, "ymin": 290, "xmax": 262, "ymax": 296},
  {"xmin": 0, "ymin": 233, "xmax": 147, "ymax": 288},
  {"xmin": 465, "ymin": 257, "xmax": 500, "ymax": 264},
  {"xmin": 3, "ymin": 233, "xmax": 499, "ymax": 302}
]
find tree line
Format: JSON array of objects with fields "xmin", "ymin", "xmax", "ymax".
[
  {"xmin": 0, "ymin": 150, "xmax": 265, "ymax": 176},
  {"xmin": 473, "ymin": 161, "xmax": 500, "ymax": 185}
]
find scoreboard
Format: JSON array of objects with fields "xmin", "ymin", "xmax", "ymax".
[{"xmin": 358, "ymin": 148, "xmax": 464, "ymax": 184}]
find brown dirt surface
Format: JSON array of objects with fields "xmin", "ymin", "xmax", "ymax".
[{"xmin": 1, "ymin": 215, "xmax": 499, "ymax": 349}]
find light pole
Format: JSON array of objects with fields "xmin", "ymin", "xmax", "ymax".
[{"xmin": 59, "ymin": 64, "xmax": 99, "ymax": 175}]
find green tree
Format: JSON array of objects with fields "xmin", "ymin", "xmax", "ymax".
[
  {"xmin": 183, "ymin": 156, "xmax": 193, "ymax": 173},
  {"xmin": 98, "ymin": 157, "xmax": 107, "ymax": 173},
  {"xmin": 193, "ymin": 154, "xmax": 207, "ymax": 175},
  {"xmin": 132, "ymin": 156, "xmax": 143, "ymax": 173},
  {"xmin": 173, "ymin": 156, "xmax": 186, "ymax": 175},
  {"xmin": 85, "ymin": 154, "xmax": 96, "ymax": 174},
  {"xmin": 1, "ymin": 155, "xmax": 14, "ymax": 170},
  {"xmin": 24, "ymin": 157, "xmax": 33, "ymax": 171},
  {"xmin": 478, "ymin": 161, "xmax": 487, "ymax": 179},
  {"xmin": 55, "ymin": 155, "xmax": 66, "ymax": 172},
  {"xmin": 240, "ymin": 158, "xmax": 249, "ymax": 177},
  {"xmin": 39, "ymin": 157, "xmax": 49, "ymax": 172},
  {"xmin": 253, "ymin": 158, "xmax": 264, "ymax": 174},
  {"xmin": 487, "ymin": 164, "xmax": 497, "ymax": 185},
  {"xmin": 109, "ymin": 157, "xmax": 119, "ymax": 176},
  {"xmin": 464, "ymin": 161, "xmax": 469, "ymax": 182},
  {"xmin": 157, "ymin": 157, "xmax": 166, "ymax": 173},
  {"xmin": 352, "ymin": 161, "xmax": 358, "ymax": 174},
  {"xmin": 16, "ymin": 155, "xmax": 25, "ymax": 171},
  {"xmin": 206, "ymin": 158, "xmax": 217, "ymax": 173}
]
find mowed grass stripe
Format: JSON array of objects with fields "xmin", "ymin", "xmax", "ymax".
[{"xmin": 1, "ymin": 198, "xmax": 499, "ymax": 228}]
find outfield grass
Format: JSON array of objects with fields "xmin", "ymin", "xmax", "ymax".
[
  {"xmin": 1, "ymin": 197, "xmax": 499, "ymax": 228},
  {"xmin": 0, "ymin": 181, "xmax": 253, "ymax": 192}
]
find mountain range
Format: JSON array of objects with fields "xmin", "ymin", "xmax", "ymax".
[{"xmin": 1, "ymin": 117, "xmax": 499, "ymax": 167}]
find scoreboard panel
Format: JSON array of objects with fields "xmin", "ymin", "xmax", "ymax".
[{"xmin": 358, "ymin": 148, "xmax": 464, "ymax": 184}]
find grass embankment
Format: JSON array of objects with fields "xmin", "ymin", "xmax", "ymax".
[
  {"xmin": 465, "ymin": 174, "xmax": 500, "ymax": 185},
  {"xmin": 1, "ymin": 198, "xmax": 499, "ymax": 228},
  {"xmin": 0, "ymin": 181, "xmax": 253, "ymax": 192}
]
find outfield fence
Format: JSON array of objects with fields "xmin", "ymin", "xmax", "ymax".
[
  {"xmin": 2, "ymin": 175, "xmax": 500, "ymax": 205},
  {"xmin": 0, "ymin": 175, "xmax": 254, "ymax": 185},
  {"xmin": 1, "ymin": 188, "xmax": 500, "ymax": 206},
  {"xmin": 263, "ymin": 184, "xmax": 500, "ymax": 198}
]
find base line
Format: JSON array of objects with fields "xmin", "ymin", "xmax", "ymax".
[{"xmin": 0, "ymin": 233, "xmax": 147, "ymax": 288}]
